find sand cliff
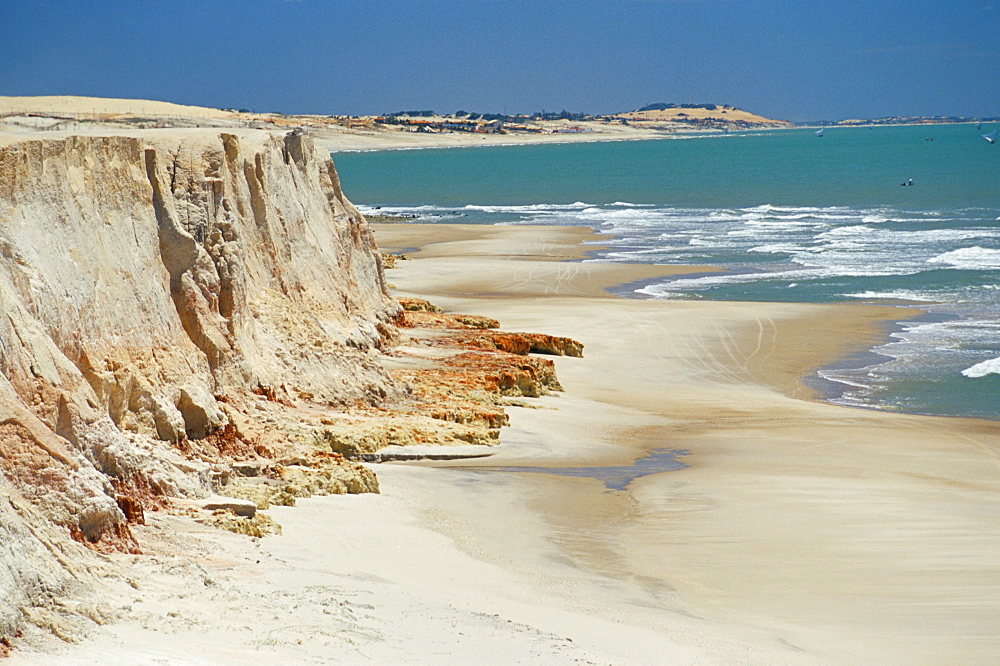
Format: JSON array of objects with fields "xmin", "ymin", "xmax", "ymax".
[{"xmin": 0, "ymin": 129, "xmax": 400, "ymax": 644}]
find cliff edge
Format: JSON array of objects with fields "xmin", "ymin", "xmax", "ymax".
[{"xmin": 0, "ymin": 129, "xmax": 399, "ymax": 644}]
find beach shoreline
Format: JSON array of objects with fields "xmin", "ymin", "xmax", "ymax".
[
  {"xmin": 372, "ymin": 223, "xmax": 1000, "ymax": 661},
  {"xmin": 13, "ymin": 223, "xmax": 1000, "ymax": 664}
]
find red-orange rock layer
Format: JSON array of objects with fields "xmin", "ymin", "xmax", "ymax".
[
  {"xmin": 429, "ymin": 330, "xmax": 584, "ymax": 357},
  {"xmin": 398, "ymin": 310, "xmax": 500, "ymax": 330}
]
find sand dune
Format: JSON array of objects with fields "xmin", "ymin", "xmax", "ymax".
[{"xmin": 0, "ymin": 95, "xmax": 236, "ymax": 118}]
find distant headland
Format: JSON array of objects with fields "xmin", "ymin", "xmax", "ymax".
[
  {"xmin": 365, "ymin": 102, "xmax": 792, "ymax": 133},
  {"xmin": 1, "ymin": 95, "xmax": 995, "ymax": 152},
  {"xmin": 814, "ymin": 114, "xmax": 1000, "ymax": 127}
]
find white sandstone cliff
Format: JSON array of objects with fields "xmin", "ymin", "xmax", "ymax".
[{"xmin": 0, "ymin": 129, "xmax": 399, "ymax": 643}]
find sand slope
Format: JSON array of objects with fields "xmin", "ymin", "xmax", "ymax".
[{"xmin": 0, "ymin": 95, "xmax": 235, "ymax": 119}]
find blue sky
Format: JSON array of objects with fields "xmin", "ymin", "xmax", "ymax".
[{"xmin": 2, "ymin": 1, "xmax": 997, "ymax": 121}]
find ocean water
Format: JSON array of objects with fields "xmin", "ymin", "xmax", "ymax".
[{"xmin": 333, "ymin": 124, "xmax": 1000, "ymax": 419}]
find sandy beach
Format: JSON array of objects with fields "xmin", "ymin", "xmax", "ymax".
[
  {"xmin": 12, "ymin": 223, "xmax": 1000, "ymax": 664},
  {"xmin": 375, "ymin": 225, "xmax": 1000, "ymax": 662}
]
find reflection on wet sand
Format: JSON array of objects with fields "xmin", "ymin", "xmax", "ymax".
[{"xmin": 470, "ymin": 448, "xmax": 689, "ymax": 491}]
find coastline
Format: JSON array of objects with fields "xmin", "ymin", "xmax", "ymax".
[
  {"xmin": 3, "ymin": 95, "xmax": 989, "ymax": 157},
  {"xmin": 314, "ymin": 127, "xmax": 680, "ymax": 153},
  {"xmin": 0, "ymin": 95, "xmax": 783, "ymax": 154},
  {"xmin": 374, "ymin": 223, "xmax": 1000, "ymax": 661},
  {"xmin": 374, "ymin": 224, "xmax": 918, "ymax": 404},
  {"xmin": 16, "ymin": 223, "xmax": 1000, "ymax": 663}
]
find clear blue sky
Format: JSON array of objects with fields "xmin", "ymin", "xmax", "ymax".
[{"xmin": 2, "ymin": 0, "xmax": 997, "ymax": 121}]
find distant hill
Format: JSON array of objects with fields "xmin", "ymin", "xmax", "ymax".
[
  {"xmin": 0, "ymin": 95, "xmax": 235, "ymax": 119},
  {"xmin": 636, "ymin": 103, "xmax": 722, "ymax": 112},
  {"xmin": 616, "ymin": 104, "xmax": 791, "ymax": 128}
]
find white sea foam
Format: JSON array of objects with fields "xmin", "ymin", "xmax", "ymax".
[
  {"xmin": 882, "ymin": 320, "xmax": 1000, "ymax": 368},
  {"xmin": 819, "ymin": 225, "xmax": 875, "ymax": 236},
  {"xmin": 602, "ymin": 248, "xmax": 671, "ymax": 259},
  {"xmin": 634, "ymin": 283, "xmax": 704, "ymax": 299},
  {"xmin": 791, "ymin": 260, "xmax": 916, "ymax": 277},
  {"xmin": 961, "ymin": 357, "xmax": 1000, "ymax": 378},
  {"xmin": 740, "ymin": 219, "xmax": 829, "ymax": 228},
  {"xmin": 747, "ymin": 244, "xmax": 809, "ymax": 255},
  {"xmin": 928, "ymin": 246, "xmax": 1000, "ymax": 270},
  {"xmin": 582, "ymin": 208, "xmax": 668, "ymax": 222},
  {"xmin": 845, "ymin": 290, "xmax": 938, "ymax": 302},
  {"xmin": 639, "ymin": 267, "xmax": 837, "ymax": 295},
  {"xmin": 922, "ymin": 229, "xmax": 995, "ymax": 241},
  {"xmin": 817, "ymin": 369, "xmax": 879, "ymax": 391},
  {"xmin": 859, "ymin": 212, "xmax": 929, "ymax": 224},
  {"xmin": 359, "ymin": 204, "xmax": 444, "ymax": 213},
  {"xmin": 461, "ymin": 202, "xmax": 594, "ymax": 213},
  {"xmin": 742, "ymin": 204, "xmax": 851, "ymax": 215}
]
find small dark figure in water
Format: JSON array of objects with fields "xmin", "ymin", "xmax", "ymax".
[{"xmin": 900, "ymin": 178, "xmax": 913, "ymax": 186}]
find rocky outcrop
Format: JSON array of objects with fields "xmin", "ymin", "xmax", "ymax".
[
  {"xmin": 436, "ymin": 330, "xmax": 584, "ymax": 358},
  {"xmin": 320, "ymin": 303, "xmax": 583, "ymax": 460},
  {"xmin": 0, "ymin": 129, "xmax": 399, "ymax": 642},
  {"xmin": 399, "ymin": 307, "xmax": 584, "ymax": 357},
  {"xmin": 397, "ymin": 296, "xmax": 440, "ymax": 313},
  {"xmin": 400, "ymin": 310, "xmax": 500, "ymax": 330}
]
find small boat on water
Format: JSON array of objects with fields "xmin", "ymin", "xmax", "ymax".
[
  {"xmin": 816, "ymin": 128, "xmax": 824, "ymax": 137},
  {"xmin": 984, "ymin": 130, "xmax": 997, "ymax": 144}
]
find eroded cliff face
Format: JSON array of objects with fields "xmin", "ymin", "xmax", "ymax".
[{"xmin": 0, "ymin": 130, "xmax": 399, "ymax": 641}]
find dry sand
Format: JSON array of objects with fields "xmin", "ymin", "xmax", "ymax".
[
  {"xmin": 14, "ymin": 224, "xmax": 1000, "ymax": 664},
  {"xmin": 0, "ymin": 95, "xmax": 236, "ymax": 119},
  {"xmin": 310, "ymin": 123, "xmax": 670, "ymax": 153}
]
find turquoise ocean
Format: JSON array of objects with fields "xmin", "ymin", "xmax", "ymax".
[{"xmin": 333, "ymin": 124, "xmax": 1000, "ymax": 420}]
